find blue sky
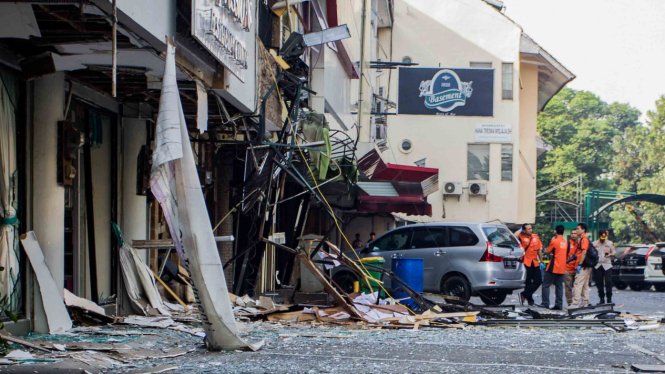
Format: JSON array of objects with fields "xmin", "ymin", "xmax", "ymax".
[{"xmin": 503, "ymin": 0, "xmax": 665, "ymax": 121}]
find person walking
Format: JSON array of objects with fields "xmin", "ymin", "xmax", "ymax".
[
  {"xmin": 352, "ymin": 234, "xmax": 363, "ymax": 249},
  {"xmin": 518, "ymin": 223, "xmax": 543, "ymax": 306},
  {"xmin": 571, "ymin": 223, "xmax": 593, "ymax": 308},
  {"xmin": 539, "ymin": 225, "xmax": 567, "ymax": 310},
  {"xmin": 564, "ymin": 231, "xmax": 580, "ymax": 306},
  {"xmin": 593, "ymin": 230, "xmax": 616, "ymax": 304}
]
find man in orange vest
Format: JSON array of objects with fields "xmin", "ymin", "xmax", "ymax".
[
  {"xmin": 539, "ymin": 225, "xmax": 567, "ymax": 310},
  {"xmin": 518, "ymin": 223, "xmax": 543, "ymax": 306},
  {"xmin": 564, "ymin": 231, "xmax": 580, "ymax": 306}
]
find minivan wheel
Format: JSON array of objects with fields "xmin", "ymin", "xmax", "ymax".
[
  {"xmin": 615, "ymin": 281, "xmax": 628, "ymax": 290},
  {"xmin": 479, "ymin": 291, "xmax": 508, "ymax": 306},
  {"xmin": 441, "ymin": 276, "xmax": 472, "ymax": 302},
  {"xmin": 629, "ymin": 282, "xmax": 647, "ymax": 291},
  {"xmin": 655, "ymin": 284, "xmax": 665, "ymax": 292}
]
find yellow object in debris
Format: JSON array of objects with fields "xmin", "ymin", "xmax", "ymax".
[
  {"xmin": 462, "ymin": 316, "xmax": 477, "ymax": 323},
  {"xmin": 353, "ymin": 281, "xmax": 359, "ymax": 293},
  {"xmin": 360, "ymin": 257, "xmax": 385, "ymax": 262}
]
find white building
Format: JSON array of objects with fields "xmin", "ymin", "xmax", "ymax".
[{"xmin": 368, "ymin": 0, "xmax": 573, "ymax": 227}]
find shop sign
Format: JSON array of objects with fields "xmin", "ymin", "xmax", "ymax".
[
  {"xmin": 192, "ymin": 0, "xmax": 254, "ymax": 82},
  {"xmin": 474, "ymin": 124, "xmax": 512, "ymax": 143},
  {"xmin": 398, "ymin": 67, "xmax": 494, "ymax": 116}
]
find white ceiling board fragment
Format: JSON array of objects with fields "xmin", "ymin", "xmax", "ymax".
[
  {"xmin": 51, "ymin": 49, "xmax": 189, "ymax": 80},
  {"xmin": 0, "ymin": 3, "xmax": 41, "ymax": 39},
  {"xmin": 20, "ymin": 232, "xmax": 73, "ymax": 334}
]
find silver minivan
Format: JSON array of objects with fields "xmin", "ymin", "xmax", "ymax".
[{"xmin": 334, "ymin": 222, "xmax": 526, "ymax": 305}]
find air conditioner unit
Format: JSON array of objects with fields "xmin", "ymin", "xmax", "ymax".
[
  {"xmin": 442, "ymin": 181, "xmax": 463, "ymax": 201},
  {"xmin": 378, "ymin": 86, "xmax": 386, "ymax": 99},
  {"xmin": 468, "ymin": 182, "xmax": 487, "ymax": 201}
]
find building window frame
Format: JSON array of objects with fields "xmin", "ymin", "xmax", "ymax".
[
  {"xmin": 502, "ymin": 62, "xmax": 514, "ymax": 100},
  {"xmin": 501, "ymin": 144, "xmax": 513, "ymax": 182},
  {"xmin": 467, "ymin": 143, "xmax": 490, "ymax": 181}
]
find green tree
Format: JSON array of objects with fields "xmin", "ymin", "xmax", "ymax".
[
  {"xmin": 610, "ymin": 95, "xmax": 665, "ymax": 243},
  {"xmin": 535, "ymin": 88, "xmax": 641, "ymax": 232},
  {"xmin": 537, "ymin": 89, "xmax": 638, "ymax": 198}
]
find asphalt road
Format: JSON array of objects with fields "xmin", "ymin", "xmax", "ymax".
[
  {"xmin": 105, "ymin": 286, "xmax": 664, "ymax": 374},
  {"xmin": 486, "ymin": 285, "xmax": 665, "ymax": 317},
  {"xmin": 8, "ymin": 286, "xmax": 664, "ymax": 374}
]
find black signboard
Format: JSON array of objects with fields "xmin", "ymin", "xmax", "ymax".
[{"xmin": 397, "ymin": 67, "xmax": 494, "ymax": 116}]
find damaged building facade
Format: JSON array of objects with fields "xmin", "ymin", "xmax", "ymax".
[{"xmin": 0, "ymin": 0, "xmax": 572, "ymax": 335}]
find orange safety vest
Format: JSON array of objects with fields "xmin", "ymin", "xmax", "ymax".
[
  {"xmin": 520, "ymin": 233, "xmax": 542, "ymax": 267},
  {"xmin": 545, "ymin": 235, "xmax": 568, "ymax": 275}
]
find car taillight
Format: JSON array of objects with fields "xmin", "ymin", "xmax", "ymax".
[
  {"xmin": 480, "ymin": 242, "xmax": 504, "ymax": 262},
  {"xmin": 646, "ymin": 246, "xmax": 655, "ymax": 261},
  {"xmin": 518, "ymin": 255, "xmax": 524, "ymax": 263}
]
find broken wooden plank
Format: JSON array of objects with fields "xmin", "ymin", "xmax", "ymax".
[
  {"xmin": 151, "ymin": 269, "xmax": 189, "ymax": 312},
  {"xmin": 297, "ymin": 252, "xmax": 360, "ymax": 318},
  {"xmin": 0, "ymin": 334, "xmax": 51, "ymax": 353},
  {"xmin": 380, "ymin": 311, "xmax": 479, "ymax": 322},
  {"xmin": 131, "ymin": 240, "xmax": 175, "ymax": 249}
]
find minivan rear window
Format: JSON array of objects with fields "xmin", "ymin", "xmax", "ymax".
[{"xmin": 482, "ymin": 226, "xmax": 520, "ymax": 248}]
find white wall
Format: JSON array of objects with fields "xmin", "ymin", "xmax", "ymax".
[
  {"xmin": 32, "ymin": 73, "xmax": 66, "ymax": 333},
  {"xmin": 113, "ymin": 0, "xmax": 175, "ymax": 45},
  {"xmin": 121, "ymin": 119, "xmax": 148, "ymax": 247},
  {"xmin": 518, "ymin": 63, "xmax": 539, "ymax": 223},
  {"xmin": 310, "ymin": 43, "xmax": 355, "ymax": 132},
  {"xmin": 88, "ymin": 115, "xmax": 112, "ymax": 300},
  {"xmin": 382, "ymin": 0, "xmax": 524, "ymax": 224}
]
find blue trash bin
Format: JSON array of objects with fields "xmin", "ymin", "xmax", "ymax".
[{"xmin": 391, "ymin": 258, "xmax": 424, "ymax": 308}]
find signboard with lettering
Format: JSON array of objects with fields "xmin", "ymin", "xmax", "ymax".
[
  {"xmin": 192, "ymin": 0, "xmax": 254, "ymax": 82},
  {"xmin": 474, "ymin": 124, "xmax": 512, "ymax": 143},
  {"xmin": 397, "ymin": 67, "xmax": 494, "ymax": 116}
]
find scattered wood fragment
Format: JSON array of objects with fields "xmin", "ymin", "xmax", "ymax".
[
  {"xmin": 151, "ymin": 269, "xmax": 189, "ymax": 311},
  {"xmin": 381, "ymin": 311, "xmax": 479, "ymax": 322},
  {"xmin": 0, "ymin": 334, "xmax": 51, "ymax": 353}
]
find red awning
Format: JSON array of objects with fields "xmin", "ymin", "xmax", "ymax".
[
  {"xmin": 357, "ymin": 148, "xmax": 439, "ymax": 196},
  {"xmin": 373, "ymin": 163, "xmax": 438, "ymax": 183},
  {"xmin": 358, "ymin": 196, "xmax": 432, "ymax": 217}
]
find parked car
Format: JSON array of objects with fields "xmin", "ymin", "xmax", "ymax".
[
  {"xmin": 619, "ymin": 245, "xmax": 665, "ymax": 291},
  {"xmin": 332, "ymin": 223, "xmax": 526, "ymax": 305},
  {"xmin": 647, "ymin": 243, "xmax": 665, "ymax": 292},
  {"xmin": 612, "ymin": 244, "xmax": 645, "ymax": 290}
]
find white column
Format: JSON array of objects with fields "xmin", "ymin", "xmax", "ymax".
[{"xmin": 32, "ymin": 72, "xmax": 65, "ymax": 333}]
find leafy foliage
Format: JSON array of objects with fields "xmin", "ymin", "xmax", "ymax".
[
  {"xmin": 537, "ymin": 88, "xmax": 665, "ymax": 243},
  {"xmin": 609, "ymin": 96, "xmax": 665, "ymax": 243}
]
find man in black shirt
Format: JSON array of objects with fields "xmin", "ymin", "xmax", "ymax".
[{"xmin": 352, "ymin": 233, "xmax": 363, "ymax": 249}]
